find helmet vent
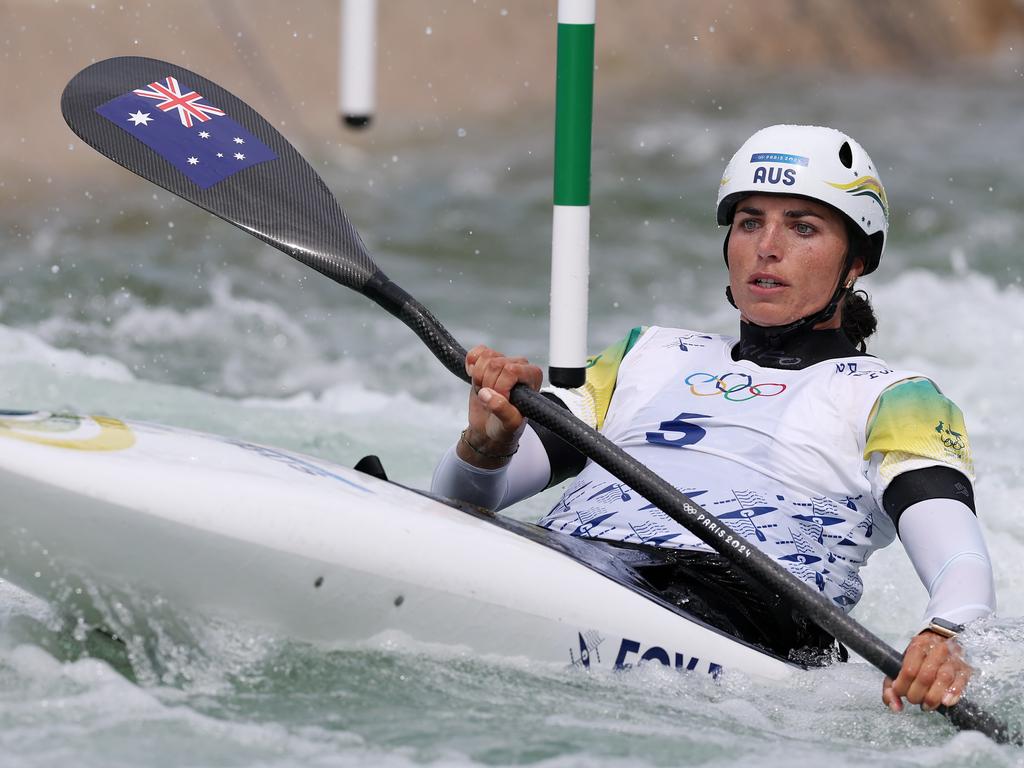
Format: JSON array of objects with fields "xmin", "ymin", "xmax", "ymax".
[{"xmin": 839, "ymin": 141, "xmax": 854, "ymax": 169}]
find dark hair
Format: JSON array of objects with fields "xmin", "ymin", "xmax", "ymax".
[
  {"xmin": 840, "ymin": 221, "xmax": 878, "ymax": 352},
  {"xmin": 842, "ymin": 289, "xmax": 877, "ymax": 352}
]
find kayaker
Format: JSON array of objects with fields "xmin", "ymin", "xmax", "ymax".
[{"xmin": 431, "ymin": 125, "xmax": 995, "ymax": 714}]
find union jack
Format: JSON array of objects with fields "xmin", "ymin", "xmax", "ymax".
[{"xmin": 133, "ymin": 76, "xmax": 226, "ymax": 128}]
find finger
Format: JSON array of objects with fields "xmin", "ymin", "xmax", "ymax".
[
  {"xmin": 465, "ymin": 344, "xmax": 493, "ymax": 375},
  {"xmin": 479, "ymin": 353, "xmax": 515, "ymax": 392},
  {"xmin": 472, "ymin": 348, "xmax": 505, "ymax": 383},
  {"xmin": 493, "ymin": 365, "xmax": 521, "ymax": 398},
  {"xmin": 469, "ymin": 352, "xmax": 497, "ymax": 390},
  {"xmin": 890, "ymin": 644, "xmax": 929, "ymax": 698},
  {"xmin": 942, "ymin": 666, "xmax": 973, "ymax": 708},
  {"xmin": 881, "ymin": 677, "xmax": 903, "ymax": 713},
  {"xmin": 478, "ymin": 387, "xmax": 524, "ymax": 434},
  {"xmin": 482, "ymin": 356, "xmax": 541, "ymax": 396},
  {"xmin": 921, "ymin": 661, "xmax": 957, "ymax": 712},
  {"xmin": 492, "ymin": 362, "xmax": 539, "ymax": 398},
  {"xmin": 905, "ymin": 653, "xmax": 947, "ymax": 707},
  {"xmin": 503, "ymin": 357, "xmax": 543, "ymax": 389},
  {"xmin": 522, "ymin": 362, "xmax": 543, "ymax": 391}
]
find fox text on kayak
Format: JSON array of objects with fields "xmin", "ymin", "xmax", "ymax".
[{"xmin": 613, "ymin": 638, "xmax": 722, "ymax": 679}]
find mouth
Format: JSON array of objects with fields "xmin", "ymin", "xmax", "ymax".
[{"xmin": 750, "ymin": 276, "xmax": 787, "ymax": 289}]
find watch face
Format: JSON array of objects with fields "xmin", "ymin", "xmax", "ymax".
[{"xmin": 928, "ymin": 617, "xmax": 965, "ymax": 637}]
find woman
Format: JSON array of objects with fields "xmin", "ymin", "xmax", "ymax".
[{"xmin": 431, "ymin": 125, "xmax": 995, "ymax": 713}]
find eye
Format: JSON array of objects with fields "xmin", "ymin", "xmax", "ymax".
[
  {"xmin": 794, "ymin": 221, "xmax": 815, "ymax": 235},
  {"xmin": 739, "ymin": 218, "xmax": 759, "ymax": 232}
]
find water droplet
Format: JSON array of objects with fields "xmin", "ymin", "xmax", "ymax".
[
  {"xmin": 457, "ymin": 128, "xmax": 467, "ymax": 138},
  {"xmin": 425, "ymin": 26, "xmax": 432, "ymax": 35}
]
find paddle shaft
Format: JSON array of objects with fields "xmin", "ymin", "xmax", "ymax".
[{"xmin": 60, "ymin": 56, "xmax": 1018, "ymax": 745}]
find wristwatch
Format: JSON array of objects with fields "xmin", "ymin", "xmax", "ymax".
[{"xmin": 925, "ymin": 617, "xmax": 965, "ymax": 639}]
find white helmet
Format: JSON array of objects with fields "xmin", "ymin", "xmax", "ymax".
[{"xmin": 716, "ymin": 125, "xmax": 888, "ymax": 274}]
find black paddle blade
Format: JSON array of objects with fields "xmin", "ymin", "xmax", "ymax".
[
  {"xmin": 61, "ymin": 56, "xmax": 377, "ymax": 294},
  {"xmin": 60, "ymin": 56, "xmax": 469, "ymax": 381}
]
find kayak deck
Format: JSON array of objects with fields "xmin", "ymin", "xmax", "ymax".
[{"xmin": 0, "ymin": 410, "xmax": 800, "ymax": 679}]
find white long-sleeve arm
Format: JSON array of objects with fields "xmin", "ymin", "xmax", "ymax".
[
  {"xmin": 898, "ymin": 498, "xmax": 996, "ymax": 626},
  {"xmin": 430, "ymin": 425, "xmax": 554, "ymax": 511}
]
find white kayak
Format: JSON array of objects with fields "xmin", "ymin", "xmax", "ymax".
[{"xmin": 0, "ymin": 409, "xmax": 799, "ymax": 680}]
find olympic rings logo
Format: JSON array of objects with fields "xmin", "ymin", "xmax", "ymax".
[
  {"xmin": 941, "ymin": 434, "xmax": 965, "ymax": 452},
  {"xmin": 685, "ymin": 372, "xmax": 787, "ymax": 402}
]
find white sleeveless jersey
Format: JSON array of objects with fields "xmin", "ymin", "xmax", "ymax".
[{"xmin": 537, "ymin": 326, "xmax": 936, "ymax": 611}]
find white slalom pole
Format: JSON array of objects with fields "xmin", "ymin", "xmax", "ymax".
[
  {"xmin": 549, "ymin": 0, "xmax": 595, "ymax": 389},
  {"xmin": 339, "ymin": 0, "xmax": 377, "ymax": 129}
]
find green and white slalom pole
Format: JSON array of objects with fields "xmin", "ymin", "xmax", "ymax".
[
  {"xmin": 548, "ymin": 0, "xmax": 595, "ymax": 389},
  {"xmin": 339, "ymin": 0, "xmax": 377, "ymax": 129}
]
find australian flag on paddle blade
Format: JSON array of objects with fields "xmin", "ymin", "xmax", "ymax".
[{"xmin": 95, "ymin": 75, "xmax": 277, "ymax": 189}]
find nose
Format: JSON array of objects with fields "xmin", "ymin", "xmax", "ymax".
[{"xmin": 755, "ymin": 221, "xmax": 785, "ymax": 261}]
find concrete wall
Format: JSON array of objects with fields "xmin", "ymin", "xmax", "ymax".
[{"xmin": 2, "ymin": 0, "xmax": 1022, "ymax": 201}]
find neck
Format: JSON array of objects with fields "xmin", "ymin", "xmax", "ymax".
[{"xmin": 732, "ymin": 321, "xmax": 866, "ymax": 369}]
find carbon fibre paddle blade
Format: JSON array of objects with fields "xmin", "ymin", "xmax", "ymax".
[
  {"xmin": 60, "ymin": 56, "xmax": 468, "ymax": 380},
  {"xmin": 60, "ymin": 55, "xmax": 377, "ymax": 293}
]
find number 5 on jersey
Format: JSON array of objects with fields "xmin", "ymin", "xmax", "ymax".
[{"xmin": 645, "ymin": 413, "xmax": 709, "ymax": 448}]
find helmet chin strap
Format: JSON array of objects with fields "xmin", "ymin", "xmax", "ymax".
[{"xmin": 725, "ymin": 249, "xmax": 857, "ymax": 346}]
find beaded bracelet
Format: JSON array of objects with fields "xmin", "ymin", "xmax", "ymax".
[{"xmin": 460, "ymin": 429, "xmax": 518, "ymax": 460}]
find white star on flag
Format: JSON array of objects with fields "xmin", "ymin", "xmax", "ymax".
[
  {"xmin": 187, "ymin": 157, "xmax": 199, "ymax": 165},
  {"xmin": 233, "ymin": 137, "xmax": 245, "ymax": 144},
  {"xmin": 234, "ymin": 152, "xmax": 245, "ymax": 160},
  {"xmin": 216, "ymin": 152, "xmax": 224, "ymax": 158},
  {"xmin": 198, "ymin": 131, "xmax": 210, "ymax": 139},
  {"xmin": 127, "ymin": 110, "xmax": 153, "ymax": 126}
]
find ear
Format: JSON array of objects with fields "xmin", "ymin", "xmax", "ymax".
[{"xmin": 845, "ymin": 255, "xmax": 866, "ymax": 287}]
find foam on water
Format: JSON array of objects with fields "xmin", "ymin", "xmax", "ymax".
[{"xmin": 0, "ymin": 324, "xmax": 133, "ymax": 385}]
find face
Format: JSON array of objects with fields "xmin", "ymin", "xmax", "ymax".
[{"xmin": 726, "ymin": 194, "xmax": 863, "ymax": 328}]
